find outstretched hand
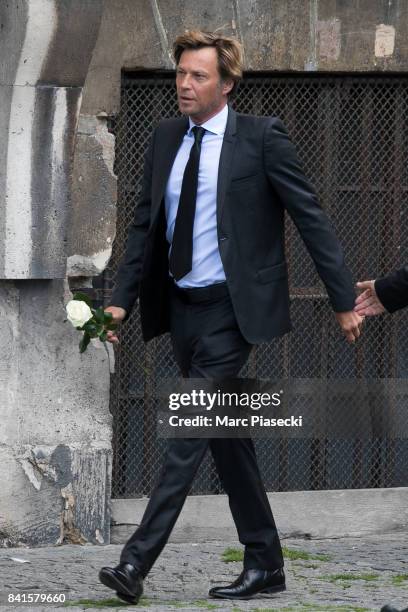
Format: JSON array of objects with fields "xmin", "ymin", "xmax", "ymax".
[{"xmin": 354, "ymin": 280, "xmax": 386, "ymax": 317}]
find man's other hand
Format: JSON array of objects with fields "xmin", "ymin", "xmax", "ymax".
[
  {"xmin": 354, "ymin": 280, "xmax": 386, "ymax": 317},
  {"xmin": 104, "ymin": 306, "xmax": 127, "ymax": 344},
  {"xmin": 334, "ymin": 310, "xmax": 364, "ymax": 344}
]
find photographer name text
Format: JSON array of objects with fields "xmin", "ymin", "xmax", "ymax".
[{"xmin": 166, "ymin": 415, "xmax": 303, "ymax": 427}]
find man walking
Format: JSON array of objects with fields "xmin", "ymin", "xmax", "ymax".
[{"xmin": 99, "ymin": 30, "xmax": 363, "ymax": 604}]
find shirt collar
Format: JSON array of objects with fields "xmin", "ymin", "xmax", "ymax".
[{"xmin": 187, "ymin": 103, "xmax": 228, "ymax": 136}]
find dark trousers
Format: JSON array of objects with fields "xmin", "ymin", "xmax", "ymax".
[{"xmin": 120, "ymin": 282, "xmax": 284, "ymax": 577}]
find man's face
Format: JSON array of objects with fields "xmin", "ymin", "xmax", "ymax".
[{"xmin": 176, "ymin": 46, "xmax": 233, "ymax": 123}]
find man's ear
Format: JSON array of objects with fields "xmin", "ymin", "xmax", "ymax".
[{"xmin": 221, "ymin": 79, "xmax": 234, "ymax": 96}]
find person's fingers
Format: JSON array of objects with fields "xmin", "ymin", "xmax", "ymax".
[
  {"xmin": 356, "ymin": 306, "xmax": 368, "ymax": 316},
  {"xmin": 356, "ymin": 280, "xmax": 372, "ymax": 289},
  {"xmin": 366, "ymin": 297, "xmax": 383, "ymax": 312},
  {"xmin": 106, "ymin": 330, "xmax": 119, "ymax": 343},
  {"xmin": 354, "ymin": 302, "xmax": 369, "ymax": 313},
  {"xmin": 355, "ymin": 296, "xmax": 377, "ymax": 311},
  {"xmin": 345, "ymin": 330, "xmax": 355, "ymax": 343},
  {"xmin": 358, "ymin": 304, "xmax": 380, "ymax": 316},
  {"xmin": 342, "ymin": 324, "xmax": 356, "ymax": 343},
  {"xmin": 355, "ymin": 288, "xmax": 371, "ymax": 304},
  {"xmin": 365, "ymin": 295, "xmax": 377, "ymax": 306},
  {"xmin": 344, "ymin": 318, "xmax": 365, "ymax": 343}
]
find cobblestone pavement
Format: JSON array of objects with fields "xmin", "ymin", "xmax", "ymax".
[{"xmin": 0, "ymin": 533, "xmax": 407, "ymax": 611}]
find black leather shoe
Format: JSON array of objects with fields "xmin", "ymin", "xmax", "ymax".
[
  {"xmin": 99, "ymin": 562, "xmax": 143, "ymax": 604},
  {"xmin": 209, "ymin": 568, "xmax": 285, "ymax": 600}
]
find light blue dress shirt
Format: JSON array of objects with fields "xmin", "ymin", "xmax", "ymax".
[{"xmin": 164, "ymin": 103, "xmax": 228, "ymax": 288}]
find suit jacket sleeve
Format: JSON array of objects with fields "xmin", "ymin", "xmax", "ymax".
[
  {"xmin": 374, "ymin": 266, "xmax": 408, "ymax": 313},
  {"xmin": 107, "ymin": 127, "xmax": 155, "ymax": 322},
  {"xmin": 264, "ymin": 117, "xmax": 356, "ymax": 312}
]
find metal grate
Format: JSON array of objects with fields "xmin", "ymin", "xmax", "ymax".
[{"xmin": 103, "ymin": 73, "xmax": 408, "ymax": 498}]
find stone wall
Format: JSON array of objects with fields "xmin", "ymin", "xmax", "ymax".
[{"xmin": 0, "ymin": 0, "xmax": 109, "ymax": 547}]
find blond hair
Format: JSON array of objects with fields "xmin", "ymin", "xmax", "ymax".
[{"xmin": 173, "ymin": 29, "xmax": 244, "ymax": 98}]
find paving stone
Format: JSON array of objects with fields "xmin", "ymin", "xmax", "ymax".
[{"xmin": 0, "ymin": 533, "xmax": 407, "ymax": 611}]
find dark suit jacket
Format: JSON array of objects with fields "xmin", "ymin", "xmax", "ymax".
[
  {"xmin": 375, "ymin": 266, "xmax": 408, "ymax": 313},
  {"xmin": 109, "ymin": 104, "xmax": 356, "ymax": 343}
]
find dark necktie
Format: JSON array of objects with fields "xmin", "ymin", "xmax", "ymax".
[{"xmin": 169, "ymin": 125, "xmax": 206, "ymax": 281}]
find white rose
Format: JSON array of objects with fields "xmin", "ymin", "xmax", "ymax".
[{"xmin": 66, "ymin": 299, "xmax": 93, "ymax": 328}]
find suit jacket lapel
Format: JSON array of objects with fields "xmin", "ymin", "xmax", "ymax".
[
  {"xmin": 151, "ymin": 116, "xmax": 188, "ymax": 221},
  {"xmin": 217, "ymin": 104, "xmax": 237, "ymax": 227}
]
